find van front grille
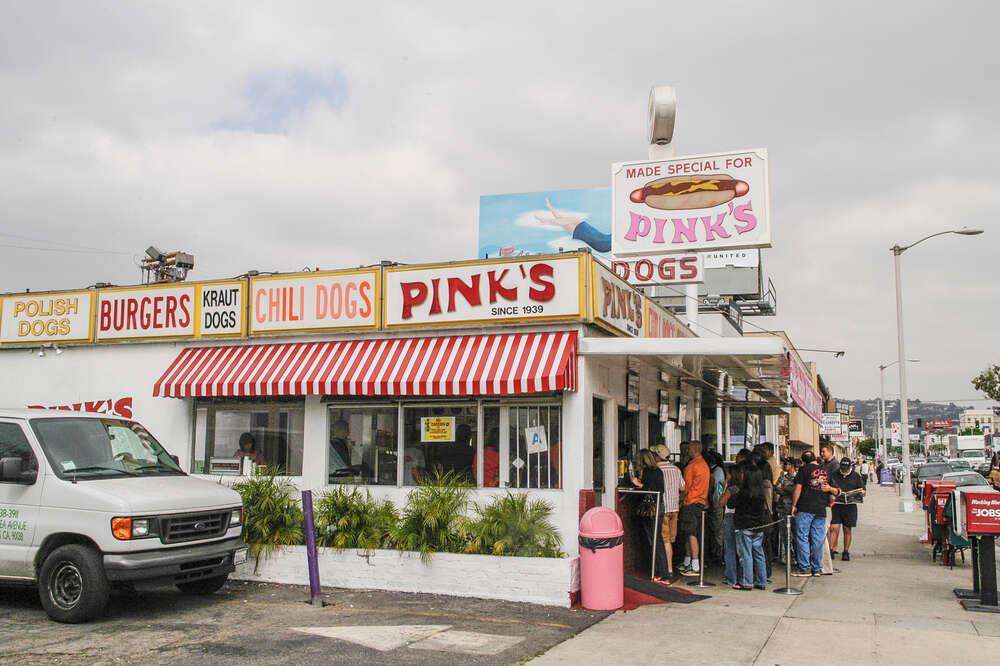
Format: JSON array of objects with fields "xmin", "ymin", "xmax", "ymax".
[{"xmin": 160, "ymin": 511, "xmax": 229, "ymax": 543}]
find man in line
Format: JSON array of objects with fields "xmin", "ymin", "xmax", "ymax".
[
  {"xmin": 678, "ymin": 440, "xmax": 710, "ymax": 577},
  {"xmin": 817, "ymin": 441, "xmax": 840, "ymax": 575},
  {"xmin": 653, "ymin": 444, "xmax": 685, "ymax": 579},
  {"xmin": 791, "ymin": 450, "xmax": 833, "ymax": 576},
  {"xmin": 829, "ymin": 457, "xmax": 866, "ymax": 560}
]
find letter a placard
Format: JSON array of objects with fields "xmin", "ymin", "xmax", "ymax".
[{"xmin": 524, "ymin": 426, "xmax": 549, "ymax": 454}]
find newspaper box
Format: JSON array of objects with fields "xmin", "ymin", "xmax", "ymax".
[{"xmin": 953, "ymin": 488, "xmax": 1000, "ymax": 613}]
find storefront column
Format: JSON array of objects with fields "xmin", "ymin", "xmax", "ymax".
[
  {"xmin": 301, "ymin": 395, "xmax": 328, "ymax": 490},
  {"xmin": 716, "ymin": 403, "xmax": 724, "ymax": 455},
  {"xmin": 693, "ymin": 389, "xmax": 702, "ymax": 441},
  {"xmin": 724, "ymin": 405, "xmax": 732, "ymax": 459}
]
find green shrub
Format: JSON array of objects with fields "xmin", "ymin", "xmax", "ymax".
[
  {"xmin": 393, "ymin": 470, "xmax": 471, "ymax": 561},
  {"xmin": 232, "ymin": 467, "xmax": 304, "ymax": 568},
  {"xmin": 314, "ymin": 486, "xmax": 398, "ymax": 555},
  {"xmin": 465, "ymin": 492, "xmax": 563, "ymax": 558}
]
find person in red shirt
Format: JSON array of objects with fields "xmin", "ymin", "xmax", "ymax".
[
  {"xmin": 679, "ymin": 441, "xmax": 711, "ymax": 576},
  {"xmin": 473, "ymin": 429, "xmax": 500, "ymax": 487}
]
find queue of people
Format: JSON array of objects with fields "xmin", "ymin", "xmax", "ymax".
[{"xmin": 629, "ymin": 439, "xmax": 869, "ymax": 591}]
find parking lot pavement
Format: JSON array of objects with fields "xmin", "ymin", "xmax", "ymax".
[{"xmin": 0, "ymin": 581, "xmax": 608, "ymax": 665}]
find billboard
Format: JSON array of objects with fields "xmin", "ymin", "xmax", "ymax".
[
  {"xmin": 927, "ymin": 419, "xmax": 954, "ymax": 430},
  {"xmin": 612, "ymin": 149, "xmax": 770, "ymax": 256},
  {"xmin": 478, "ymin": 188, "xmax": 611, "ymax": 261}
]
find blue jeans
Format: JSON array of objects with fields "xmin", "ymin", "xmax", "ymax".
[
  {"xmin": 723, "ymin": 513, "xmax": 739, "ymax": 585},
  {"xmin": 736, "ymin": 529, "xmax": 767, "ymax": 587},
  {"xmin": 795, "ymin": 511, "xmax": 825, "ymax": 572}
]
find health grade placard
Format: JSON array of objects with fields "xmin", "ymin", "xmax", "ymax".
[{"xmin": 612, "ymin": 149, "xmax": 770, "ymax": 256}]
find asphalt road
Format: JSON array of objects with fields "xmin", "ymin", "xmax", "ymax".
[{"xmin": 0, "ymin": 580, "xmax": 608, "ymax": 665}]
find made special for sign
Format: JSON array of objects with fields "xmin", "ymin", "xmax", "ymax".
[
  {"xmin": 612, "ymin": 149, "xmax": 770, "ymax": 256},
  {"xmin": 384, "ymin": 255, "xmax": 583, "ymax": 328},
  {"xmin": 249, "ymin": 270, "xmax": 379, "ymax": 335},
  {"xmin": 0, "ymin": 291, "xmax": 94, "ymax": 345}
]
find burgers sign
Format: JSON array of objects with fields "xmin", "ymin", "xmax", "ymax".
[{"xmin": 611, "ymin": 149, "xmax": 770, "ymax": 255}]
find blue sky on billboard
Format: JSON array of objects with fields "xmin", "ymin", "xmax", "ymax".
[{"xmin": 479, "ymin": 188, "xmax": 611, "ymax": 260}]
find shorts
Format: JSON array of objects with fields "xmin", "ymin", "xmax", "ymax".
[
  {"xmin": 661, "ymin": 511, "xmax": 679, "ymax": 543},
  {"xmin": 831, "ymin": 504, "xmax": 858, "ymax": 528},
  {"xmin": 678, "ymin": 503, "xmax": 707, "ymax": 537}
]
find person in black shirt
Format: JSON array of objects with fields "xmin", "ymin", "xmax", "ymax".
[
  {"xmin": 727, "ymin": 461, "xmax": 769, "ymax": 590},
  {"xmin": 791, "ymin": 450, "xmax": 833, "ymax": 576},
  {"xmin": 829, "ymin": 457, "xmax": 866, "ymax": 561},
  {"xmin": 632, "ymin": 448, "xmax": 670, "ymax": 582}
]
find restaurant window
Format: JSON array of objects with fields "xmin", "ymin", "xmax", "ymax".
[
  {"xmin": 402, "ymin": 404, "xmax": 476, "ymax": 485},
  {"xmin": 482, "ymin": 403, "xmax": 561, "ymax": 490},
  {"xmin": 328, "ymin": 405, "xmax": 397, "ymax": 486},
  {"xmin": 648, "ymin": 412, "xmax": 663, "ymax": 449},
  {"xmin": 193, "ymin": 398, "xmax": 305, "ymax": 476}
]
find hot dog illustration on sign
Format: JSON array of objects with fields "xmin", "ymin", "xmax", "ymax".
[{"xmin": 628, "ymin": 174, "xmax": 749, "ymax": 210}]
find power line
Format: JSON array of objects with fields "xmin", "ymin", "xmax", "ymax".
[{"xmin": 0, "ymin": 242, "xmax": 134, "ymax": 256}]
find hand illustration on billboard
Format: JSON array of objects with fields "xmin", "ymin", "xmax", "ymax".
[
  {"xmin": 535, "ymin": 198, "xmax": 611, "ymax": 253},
  {"xmin": 629, "ymin": 175, "xmax": 749, "ymax": 211}
]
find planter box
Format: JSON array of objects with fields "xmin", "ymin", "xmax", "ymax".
[{"xmin": 233, "ymin": 546, "xmax": 580, "ymax": 608}]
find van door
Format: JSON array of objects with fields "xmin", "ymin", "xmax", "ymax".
[{"xmin": 0, "ymin": 421, "xmax": 42, "ymax": 579}]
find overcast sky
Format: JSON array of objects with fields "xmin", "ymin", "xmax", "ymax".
[{"xmin": 1, "ymin": 1, "xmax": 996, "ymax": 407}]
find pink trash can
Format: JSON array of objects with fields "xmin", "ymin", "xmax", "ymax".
[{"xmin": 578, "ymin": 507, "xmax": 624, "ymax": 610}]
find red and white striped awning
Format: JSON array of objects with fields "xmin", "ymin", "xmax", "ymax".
[{"xmin": 153, "ymin": 332, "xmax": 577, "ymax": 398}]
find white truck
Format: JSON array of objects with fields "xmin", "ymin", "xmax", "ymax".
[
  {"xmin": 0, "ymin": 409, "xmax": 246, "ymax": 623},
  {"xmin": 949, "ymin": 435, "xmax": 988, "ymax": 469}
]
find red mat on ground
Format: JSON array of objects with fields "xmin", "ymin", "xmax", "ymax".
[
  {"xmin": 572, "ymin": 577, "xmax": 696, "ymax": 610},
  {"xmin": 621, "ymin": 587, "xmax": 668, "ymax": 610}
]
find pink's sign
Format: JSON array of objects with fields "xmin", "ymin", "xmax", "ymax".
[
  {"xmin": 612, "ymin": 149, "xmax": 770, "ymax": 256},
  {"xmin": 786, "ymin": 355, "xmax": 823, "ymax": 425}
]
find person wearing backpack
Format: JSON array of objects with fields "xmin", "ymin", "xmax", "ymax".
[{"xmin": 704, "ymin": 449, "xmax": 726, "ymax": 566}]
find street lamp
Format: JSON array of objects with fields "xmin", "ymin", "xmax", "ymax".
[
  {"xmin": 892, "ymin": 227, "xmax": 983, "ymax": 511},
  {"xmin": 879, "ymin": 358, "xmax": 919, "ymax": 460}
]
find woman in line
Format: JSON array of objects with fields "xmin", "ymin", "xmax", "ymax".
[
  {"xmin": 727, "ymin": 461, "xmax": 769, "ymax": 590},
  {"xmin": 631, "ymin": 448, "xmax": 671, "ymax": 583}
]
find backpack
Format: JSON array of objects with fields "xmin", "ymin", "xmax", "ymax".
[{"xmin": 709, "ymin": 465, "xmax": 724, "ymax": 506}]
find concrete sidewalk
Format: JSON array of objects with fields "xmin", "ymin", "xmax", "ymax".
[{"xmin": 534, "ymin": 485, "xmax": 1000, "ymax": 665}]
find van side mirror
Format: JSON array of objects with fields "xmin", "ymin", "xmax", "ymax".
[
  {"xmin": 169, "ymin": 454, "xmax": 180, "ymax": 466},
  {"xmin": 1, "ymin": 457, "xmax": 36, "ymax": 484}
]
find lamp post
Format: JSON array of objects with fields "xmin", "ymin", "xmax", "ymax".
[
  {"xmin": 879, "ymin": 359, "xmax": 919, "ymax": 460},
  {"xmin": 892, "ymin": 227, "xmax": 983, "ymax": 511}
]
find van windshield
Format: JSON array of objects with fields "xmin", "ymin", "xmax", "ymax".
[{"xmin": 30, "ymin": 417, "xmax": 184, "ymax": 480}]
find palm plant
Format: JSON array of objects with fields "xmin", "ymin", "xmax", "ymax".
[
  {"xmin": 314, "ymin": 486, "xmax": 398, "ymax": 555},
  {"xmin": 232, "ymin": 467, "xmax": 304, "ymax": 569},
  {"xmin": 465, "ymin": 492, "xmax": 563, "ymax": 558},
  {"xmin": 392, "ymin": 470, "xmax": 471, "ymax": 562}
]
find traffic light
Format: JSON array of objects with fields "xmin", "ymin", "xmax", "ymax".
[{"xmin": 916, "ymin": 418, "xmax": 922, "ymax": 428}]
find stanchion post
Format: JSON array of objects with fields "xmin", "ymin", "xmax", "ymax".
[
  {"xmin": 688, "ymin": 507, "xmax": 715, "ymax": 588},
  {"xmin": 774, "ymin": 515, "xmax": 803, "ymax": 595},
  {"xmin": 302, "ymin": 490, "xmax": 325, "ymax": 607}
]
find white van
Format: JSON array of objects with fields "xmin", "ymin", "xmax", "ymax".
[{"xmin": 0, "ymin": 409, "xmax": 246, "ymax": 623}]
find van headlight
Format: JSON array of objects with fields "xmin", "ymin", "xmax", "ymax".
[
  {"xmin": 132, "ymin": 519, "xmax": 151, "ymax": 537},
  {"xmin": 111, "ymin": 516, "xmax": 159, "ymax": 540},
  {"xmin": 230, "ymin": 507, "xmax": 243, "ymax": 527}
]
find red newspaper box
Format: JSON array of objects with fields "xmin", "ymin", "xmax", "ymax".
[{"xmin": 958, "ymin": 490, "xmax": 1000, "ymax": 613}]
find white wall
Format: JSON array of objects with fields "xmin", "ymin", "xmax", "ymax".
[{"xmin": 0, "ymin": 342, "xmax": 193, "ymax": 467}]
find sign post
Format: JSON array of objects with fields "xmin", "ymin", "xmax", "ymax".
[{"xmin": 958, "ymin": 491, "xmax": 1000, "ymax": 613}]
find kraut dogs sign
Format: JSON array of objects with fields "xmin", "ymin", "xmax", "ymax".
[{"xmin": 611, "ymin": 149, "xmax": 770, "ymax": 255}]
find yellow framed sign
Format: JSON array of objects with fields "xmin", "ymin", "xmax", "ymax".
[
  {"xmin": 383, "ymin": 254, "xmax": 585, "ymax": 329},
  {"xmin": 0, "ymin": 290, "xmax": 95, "ymax": 346},
  {"xmin": 248, "ymin": 269, "xmax": 379, "ymax": 335}
]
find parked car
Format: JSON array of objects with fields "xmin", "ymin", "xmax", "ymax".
[
  {"xmin": 940, "ymin": 470, "xmax": 990, "ymax": 488},
  {"xmin": 911, "ymin": 462, "xmax": 954, "ymax": 498},
  {"xmin": 0, "ymin": 410, "xmax": 246, "ymax": 623}
]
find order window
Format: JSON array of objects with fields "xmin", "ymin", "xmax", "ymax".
[{"xmin": 192, "ymin": 398, "xmax": 305, "ymax": 476}]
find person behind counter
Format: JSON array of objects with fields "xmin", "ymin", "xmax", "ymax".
[
  {"xmin": 631, "ymin": 448, "xmax": 671, "ymax": 583},
  {"xmin": 234, "ymin": 432, "xmax": 265, "ymax": 465}
]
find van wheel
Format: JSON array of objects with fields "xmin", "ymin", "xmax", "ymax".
[
  {"xmin": 38, "ymin": 545, "xmax": 110, "ymax": 623},
  {"xmin": 176, "ymin": 574, "xmax": 228, "ymax": 595}
]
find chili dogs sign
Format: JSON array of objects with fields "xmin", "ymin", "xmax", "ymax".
[
  {"xmin": 249, "ymin": 270, "xmax": 378, "ymax": 334},
  {"xmin": 384, "ymin": 256, "xmax": 583, "ymax": 327},
  {"xmin": 612, "ymin": 149, "xmax": 770, "ymax": 256},
  {"xmin": 0, "ymin": 291, "xmax": 94, "ymax": 345}
]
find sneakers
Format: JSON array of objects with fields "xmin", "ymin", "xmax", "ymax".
[
  {"xmin": 680, "ymin": 566, "xmax": 701, "ymax": 577},
  {"xmin": 812, "ymin": 570, "xmax": 823, "ymax": 577},
  {"xmin": 792, "ymin": 568, "xmax": 812, "ymax": 577},
  {"xmin": 841, "ymin": 551, "xmax": 850, "ymax": 561}
]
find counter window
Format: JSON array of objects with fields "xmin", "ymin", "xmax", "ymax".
[
  {"xmin": 402, "ymin": 405, "xmax": 476, "ymax": 485},
  {"xmin": 193, "ymin": 399, "xmax": 305, "ymax": 476},
  {"xmin": 328, "ymin": 406, "xmax": 397, "ymax": 485},
  {"xmin": 482, "ymin": 404, "xmax": 561, "ymax": 489}
]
